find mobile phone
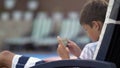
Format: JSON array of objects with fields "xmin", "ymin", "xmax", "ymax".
[
  {"xmin": 57, "ymin": 36, "xmax": 68, "ymax": 46},
  {"xmin": 62, "ymin": 39, "xmax": 68, "ymax": 46}
]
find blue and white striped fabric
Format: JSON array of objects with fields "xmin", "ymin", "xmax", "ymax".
[{"xmin": 12, "ymin": 55, "xmax": 45, "ymax": 68}]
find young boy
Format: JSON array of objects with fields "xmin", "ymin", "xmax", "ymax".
[
  {"xmin": 57, "ymin": 0, "xmax": 108, "ymax": 60},
  {"xmin": 0, "ymin": 0, "xmax": 108, "ymax": 68}
]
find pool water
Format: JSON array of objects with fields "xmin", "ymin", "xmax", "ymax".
[{"xmin": 16, "ymin": 52, "xmax": 59, "ymax": 59}]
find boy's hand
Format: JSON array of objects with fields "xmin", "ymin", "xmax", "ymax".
[
  {"xmin": 67, "ymin": 40, "xmax": 81, "ymax": 57},
  {"xmin": 57, "ymin": 36, "xmax": 70, "ymax": 60}
]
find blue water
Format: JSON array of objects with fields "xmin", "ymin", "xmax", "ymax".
[{"xmin": 16, "ymin": 52, "xmax": 59, "ymax": 59}]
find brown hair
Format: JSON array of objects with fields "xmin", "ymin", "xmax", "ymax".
[{"xmin": 80, "ymin": 0, "xmax": 108, "ymax": 27}]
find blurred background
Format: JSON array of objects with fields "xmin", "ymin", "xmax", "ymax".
[{"xmin": 0, "ymin": 0, "xmax": 92, "ymax": 59}]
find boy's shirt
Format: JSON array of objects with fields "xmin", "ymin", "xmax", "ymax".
[{"xmin": 80, "ymin": 41, "xmax": 98, "ymax": 60}]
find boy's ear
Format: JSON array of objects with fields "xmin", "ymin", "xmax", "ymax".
[{"xmin": 92, "ymin": 21, "xmax": 101, "ymax": 31}]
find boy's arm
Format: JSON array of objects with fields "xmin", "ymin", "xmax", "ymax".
[{"xmin": 67, "ymin": 40, "xmax": 81, "ymax": 58}]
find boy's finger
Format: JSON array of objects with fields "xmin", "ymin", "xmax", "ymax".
[{"xmin": 68, "ymin": 40, "xmax": 73, "ymax": 43}]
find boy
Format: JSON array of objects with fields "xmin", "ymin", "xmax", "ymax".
[
  {"xmin": 57, "ymin": 0, "xmax": 108, "ymax": 60},
  {"xmin": 0, "ymin": 0, "xmax": 108, "ymax": 68}
]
